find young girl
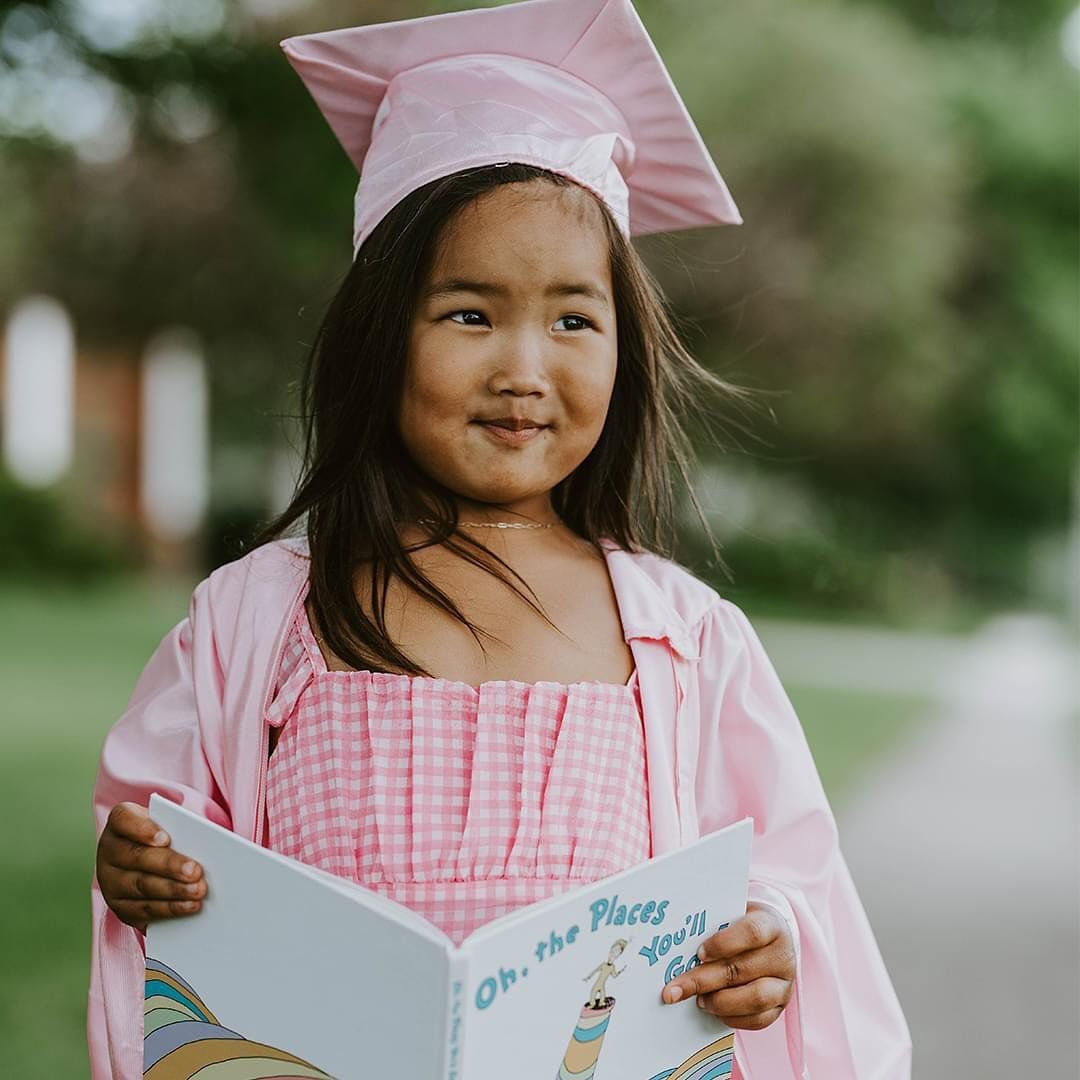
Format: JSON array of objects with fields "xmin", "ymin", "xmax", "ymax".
[{"xmin": 89, "ymin": 1, "xmax": 911, "ymax": 1077}]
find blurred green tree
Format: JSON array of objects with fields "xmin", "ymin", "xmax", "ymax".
[
  {"xmin": 859, "ymin": 0, "xmax": 1076, "ymax": 42},
  {"xmin": 640, "ymin": 0, "xmax": 1078, "ymax": 606}
]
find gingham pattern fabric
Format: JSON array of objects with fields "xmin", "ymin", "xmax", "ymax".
[{"xmin": 264, "ymin": 598, "xmax": 652, "ymax": 947}]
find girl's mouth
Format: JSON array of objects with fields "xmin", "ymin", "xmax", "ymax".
[{"xmin": 472, "ymin": 421, "xmax": 549, "ymax": 445}]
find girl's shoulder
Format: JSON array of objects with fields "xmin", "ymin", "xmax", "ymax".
[
  {"xmin": 612, "ymin": 548, "xmax": 778, "ymax": 695},
  {"xmin": 204, "ymin": 536, "xmax": 309, "ymax": 591},
  {"xmin": 613, "ymin": 545, "xmax": 719, "ymax": 605},
  {"xmin": 187, "ymin": 537, "xmax": 310, "ymax": 638},
  {"xmin": 603, "ymin": 542, "xmax": 746, "ymax": 655}
]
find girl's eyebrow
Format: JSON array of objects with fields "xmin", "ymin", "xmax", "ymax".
[{"xmin": 423, "ymin": 278, "xmax": 611, "ymax": 308}]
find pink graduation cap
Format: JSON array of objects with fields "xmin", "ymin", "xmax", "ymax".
[{"xmin": 280, "ymin": 0, "xmax": 742, "ymax": 257}]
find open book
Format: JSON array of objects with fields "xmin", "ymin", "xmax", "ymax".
[{"xmin": 145, "ymin": 794, "xmax": 752, "ymax": 1080}]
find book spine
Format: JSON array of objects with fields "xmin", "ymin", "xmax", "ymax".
[{"xmin": 442, "ymin": 951, "xmax": 468, "ymax": 1080}]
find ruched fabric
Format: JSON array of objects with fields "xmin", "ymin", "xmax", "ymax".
[{"xmin": 264, "ymin": 595, "xmax": 652, "ymax": 946}]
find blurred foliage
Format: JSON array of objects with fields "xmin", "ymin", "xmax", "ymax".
[
  {"xmin": 646, "ymin": 0, "xmax": 1078, "ymax": 614},
  {"xmin": 677, "ymin": 483, "xmax": 1039, "ymax": 629},
  {"xmin": 0, "ymin": 0, "xmax": 1075, "ymax": 611},
  {"xmin": 859, "ymin": 0, "xmax": 1077, "ymax": 41},
  {"xmin": 0, "ymin": 467, "xmax": 130, "ymax": 581}
]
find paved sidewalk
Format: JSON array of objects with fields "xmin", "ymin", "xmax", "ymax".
[{"xmin": 809, "ymin": 615, "xmax": 1079, "ymax": 1078}]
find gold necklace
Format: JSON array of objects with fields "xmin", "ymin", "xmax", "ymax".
[{"xmin": 416, "ymin": 517, "xmax": 556, "ymax": 530}]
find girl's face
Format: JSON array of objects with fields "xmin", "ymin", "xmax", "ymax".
[{"xmin": 400, "ymin": 180, "xmax": 618, "ymax": 520}]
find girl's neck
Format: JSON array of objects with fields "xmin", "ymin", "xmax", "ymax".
[{"xmin": 450, "ymin": 495, "xmax": 560, "ymax": 528}]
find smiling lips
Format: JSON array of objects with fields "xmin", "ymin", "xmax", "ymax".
[{"xmin": 473, "ymin": 416, "xmax": 549, "ymax": 445}]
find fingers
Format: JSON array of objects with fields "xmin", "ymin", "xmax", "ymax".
[
  {"xmin": 100, "ymin": 832, "xmax": 203, "ymax": 881},
  {"xmin": 660, "ymin": 905, "xmax": 796, "ymax": 1024},
  {"xmin": 697, "ymin": 905, "xmax": 783, "ymax": 963},
  {"xmin": 96, "ymin": 802, "xmax": 207, "ymax": 929},
  {"xmin": 723, "ymin": 1007, "xmax": 784, "ymax": 1032},
  {"xmin": 694, "ymin": 977, "xmax": 791, "ymax": 1030},
  {"xmin": 665, "ymin": 942, "xmax": 785, "ymax": 1004},
  {"xmin": 109, "ymin": 898, "xmax": 204, "ymax": 929},
  {"xmin": 107, "ymin": 801, "xmax": 171, "ymax": 847},
  {"xmin": 98, "ymin": 861, "xmax": 206, "ymax": 930},
  {"xmin": 98, "ymin": 809, "xmax": 203, "ymax": 882},
  {"xmin": 110, "ymin": 867, "xmax": 206, "ymax": 904}
]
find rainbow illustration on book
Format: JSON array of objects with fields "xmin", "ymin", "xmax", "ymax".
[
  {"xmin": 642, "ymin": 1032, "xmax": 735, "ymax": 1080},
  {"xmin": 143, "ymin": 958, "xmax": 332, "ymax": 1079},
  {"xmin": 556, "ymin": 939, "xmax": 736, "ymax": 1080}
]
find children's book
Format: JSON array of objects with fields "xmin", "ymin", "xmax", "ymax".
[{"xmin": 145, "ymin": 794, "xmax": 753, "ymax": 1080}]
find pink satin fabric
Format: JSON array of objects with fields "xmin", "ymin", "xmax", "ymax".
[{"xmin": 279, "ymin": 0, "xmax": 743, "ymax": 255}]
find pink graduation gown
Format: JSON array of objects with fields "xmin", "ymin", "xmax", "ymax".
[{"xmin": 87, "ymin": 537, "xmax": 911, "ymax": 1079}]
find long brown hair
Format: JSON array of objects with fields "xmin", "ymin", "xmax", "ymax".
[{"xmin": 250, "ymin": 163, "xmax": 754, "ymax": 676}]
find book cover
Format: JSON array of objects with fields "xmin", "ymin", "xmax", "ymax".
[{"xmin": 145, "ymin": 794, "xmax": 752, "ymax": 1079}]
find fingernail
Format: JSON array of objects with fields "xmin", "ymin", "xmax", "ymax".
[
  {"xmin": 666, "ymin": 986, "xmax": 683, "ymax": 1003},
  {"xmin": 696, "ymin": 995, "xmax": 706, "ymax": 1008},
  {"xmin": 697, "ymin": 945, "xmax": 706, "ymax": 961},
  {"xmin": 153, "ymin": 831, "xmax": 169, "ymax": 846},
  {"xmin": 185, "ymin": 882, "xmax": 202, "ymax": 896},
  {"xmin": 181, "ymin": 861, "xmax": 196, "ymax": 878}
]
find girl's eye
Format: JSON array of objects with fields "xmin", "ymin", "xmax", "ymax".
[
  {"xmin": 554, "ymin": 315, "xmax": 594, "ymax": 332},
  {"xmin": 447, "ymin": 310, "xmax": 489, "ymax": 326}
]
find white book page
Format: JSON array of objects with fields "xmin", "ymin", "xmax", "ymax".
[
  {"xmin": 146, "ymin": 796, "xmax": 450, "ymax": 1079},
  {"xmin": 295, "ymin": 855, "xmax": 454, "ymax": 944},
  {"xmin": 459, "ymin": 818, "xmax": 753, "ymax": 1080}
]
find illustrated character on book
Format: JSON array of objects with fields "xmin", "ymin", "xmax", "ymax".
[
  {"xmin": 557, "ymin": 938, "xmax": 627, "ymax": 1080},
  {"xmin": 143, "ymin": 958, "xmax": 332, "ymax": 1079},
  {"xmin": 556, "ymin": 937, "xmax": 736, "ymax": 1080},
  {"xmin": 585, "ymin": 937, "xmax": 628, "ymax": 1009}
]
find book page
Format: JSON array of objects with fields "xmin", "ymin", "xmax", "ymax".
[
  {"xmin": 145, "ymin": 796, "xmax": 450, "ymax": 1079},
  {"xmin": 459, "ymin": 818, "xmax": 753, "ymax": 1080}
]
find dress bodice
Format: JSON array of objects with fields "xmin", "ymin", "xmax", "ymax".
[{"xmin": 263, "ymin": 594, "xmax": 652, "ymax": 946}]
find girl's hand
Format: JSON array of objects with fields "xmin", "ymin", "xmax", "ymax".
[
  {"xmin": 660, "ymin": 901, "xmax": 795, "ymax": 1031},
  {"xmin": 95, "ymin": 802, "xmax": 207, "ymax": 931}
]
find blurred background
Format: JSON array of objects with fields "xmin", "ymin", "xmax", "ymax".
[{"xmin": 0, "ymin": 0, "xmax": 1076, "ymax": 1074}]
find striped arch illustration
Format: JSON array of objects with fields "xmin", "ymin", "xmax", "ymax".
[
  {"xmin": 645, "ymin": 1032, "xmax": 736, "ymax": 1079},
  {"xmin": 557, "ymin": 1017, "xmax": 734, "ymax": 1080},
  {"xmin": 143, "ymin": 958, "xmax": 333, "ymax": 1079},
  {"xmin": 557, "ymin": 997, "xmax": 617, "ymax": 1079}
]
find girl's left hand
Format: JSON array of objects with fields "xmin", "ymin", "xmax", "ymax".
[{"xmin": 660, "ymin": 901, "xmax": 796, "ymax": 1031}]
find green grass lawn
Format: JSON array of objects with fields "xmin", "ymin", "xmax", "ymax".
[
  {"xmin": 0, "ymin": 577, "xmax": 196, "ymax": 1078},
  {"xmin": 0, "ymin": 579, "xmax": 931, "ymax": 1076},
  {"xmin": 789, "ymin": 684, "xmax": 930, "ymax": 804}
]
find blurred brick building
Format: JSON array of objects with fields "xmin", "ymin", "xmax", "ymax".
[{"xmin": 1, "ymin": 296, "xmax": 208, "ymax": 572}]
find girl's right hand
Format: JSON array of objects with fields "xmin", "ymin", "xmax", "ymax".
[{"xmin": 95, "ymin": 802, "xmax": 207, "ymax": 931}]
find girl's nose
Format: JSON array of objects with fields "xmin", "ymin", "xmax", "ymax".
[{"xmin": 487, "ymin": 331, "xmax": 551, "ymax": 397}]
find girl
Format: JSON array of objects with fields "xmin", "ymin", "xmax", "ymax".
[{"xmin": 89, "ymin": 1, "xmax": 911, "ymax": 1077}]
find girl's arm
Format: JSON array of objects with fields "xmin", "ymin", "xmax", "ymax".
[{"xmin": 694, "ymin": 600, "xmax": 912, "ymax": 1080}]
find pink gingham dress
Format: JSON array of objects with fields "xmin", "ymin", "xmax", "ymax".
[{"xmin": 263, "ymin": 593, "xmax": 652, "ymax": 946}]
